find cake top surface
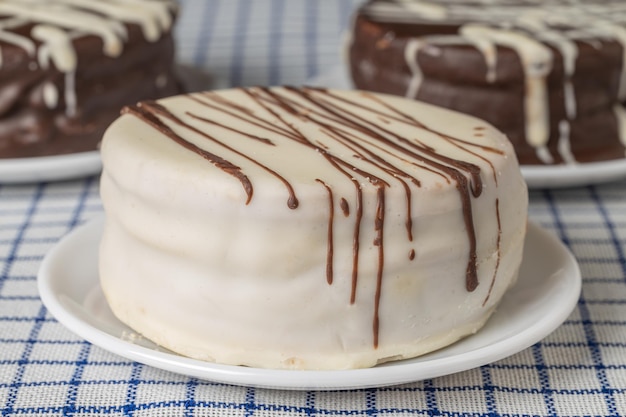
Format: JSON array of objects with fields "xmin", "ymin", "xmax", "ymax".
[
  {"xmin": 112, "ymin": 87, "xmax": 514, "ymax": 206},
  {"xmin": 0, "ymin": 0, "xmax": 177, "ymax": 71}
]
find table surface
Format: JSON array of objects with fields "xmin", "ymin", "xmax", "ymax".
[{"xmin": 2, "ymin": 0, "xmax": 626, "ymax": 415}]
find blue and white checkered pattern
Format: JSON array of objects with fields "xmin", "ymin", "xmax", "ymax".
[{"xmin": 2, "ymin": 0, "xmax": 626, "ymax": 415}]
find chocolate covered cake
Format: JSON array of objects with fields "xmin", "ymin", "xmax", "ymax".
[
  {"xmin": 348, "ymin": 0, "xmax": 626, "ymax": 165},
  {"xmin": 99, "ymin": 86, "xmax": 528, "ymax": 370},
  {"xmin": 0, "ymin": 0, "xmax": 180, "ymax": 159}
]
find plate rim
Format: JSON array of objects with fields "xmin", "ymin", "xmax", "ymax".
[
  {"xmin": 521, "ymin": 158, "xmax": 626, "ymax": 188},
  {"xmin": 0, "ymin": 151, "xmax": 101, "ymax": 184},
  {"xmin": 37, "ymin": 218, "xmax": 581, "ymax": 390}
]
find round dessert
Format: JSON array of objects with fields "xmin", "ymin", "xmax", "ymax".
[
  {"xmin": 0, "ymin": 0, "xmax": 180, "ymax": 159},
  {"xmin": 99, "ymin": 86, "xmax": 528, "ymax": 370},
  {"xmin": 348, "ymin": 0, "xmax": 626, "ymax": 165}
]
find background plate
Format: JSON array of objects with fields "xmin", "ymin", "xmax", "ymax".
[
  {"xmin": 38, "ymin": 218, "xmax": 581, "ymax": 391},
  {"xmin": 521, "ymin": 160, "xmax": 626, "ymax": 188},
  {"xmin": 0, "ymin": 151, "xmax": 101, "ymax": 184}
]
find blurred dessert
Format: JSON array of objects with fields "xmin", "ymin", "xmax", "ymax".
[
  {"xmin": 0, "ymin": 0, "xmax": 180, "ymax": 159},
  {"xmin": 348, "ymin": 0, "xmax": 626, "ymax": 165}
]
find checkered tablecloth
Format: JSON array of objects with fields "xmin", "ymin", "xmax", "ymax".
[{"xmin": 2, "ymin": 0, "xmax": 626, "ymax": 415}]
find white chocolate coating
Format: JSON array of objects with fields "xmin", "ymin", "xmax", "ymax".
[{"xmin": 99, "ymin": 87, "xmax": 528, "ymax": 370}]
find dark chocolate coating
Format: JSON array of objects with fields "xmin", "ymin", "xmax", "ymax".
[
  {"xmin": 0, "ymin": 18, "xmax": 180, "ymax": 159},
  {"xmin": 348, "ymin": 5, "xmax": 626, "ymax": 165}
]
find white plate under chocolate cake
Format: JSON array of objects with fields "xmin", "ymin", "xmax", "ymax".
[
  {"xmin": 98, "ymin": 86, "xmax": 528, "ymax": 370},
  {"xmin": 348, "ymin": 0, "xmax": 626, "ymax": 165},
  {"xmin": 0, "ymin": 0, "xmax": 180, "ymax": 159}
]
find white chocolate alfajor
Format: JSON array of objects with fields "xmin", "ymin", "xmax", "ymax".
[{"xmin": 99, "ymin": 87, "xmax": 528, "ymax": 370}]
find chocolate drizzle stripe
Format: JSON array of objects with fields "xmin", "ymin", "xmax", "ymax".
[
  {"xmin": 267, "ymin": 90, "xmax": 446, "ymax": 244},
  {"xmin": 122, "ymin": 104, "xmax": 254, "ymax": 204},
  {"xmin": 331, "ymin": 127, "xmax": 423, "ymax": 188},
  {"xmin": 323, "ymin": 90, "xmax": 486, "ymax": 197},
  {"xmin": 482, "ymin": 198, "xmax": 502, "ymax": 306},
  {"xmin": 246, "ymin": 88, "xmax": 312, "ymax": 146},
  {"xmin": 258, "ymin": 87, "xmax": 487, "ymax": 196},
  {"xmin": 137, "ymin": 100, "xmax": 299, "ymax": 209},
  {"xmin": 350, "ymin": 186, "xmax": 364, "ymax": 306},
  {"xmin": 322, "ymin": 127, "xmax": 414, "ymax": 242},
  {"xmin": 439, "ymin": 137, "xmax": 500, "ymax": 185},
  {"xmin": 331, "ymin": 97, "xmax": 485, "ymax": 284},
  {"xmin": 327, "ymin": 91, "xmax": 505, "ymax": 157},
  {"xmin": 243, "ymin": 87, "xmax": 394, "ymax": 341},
  {"xmin": 293, "ymin": 89, "xmax": 483, "ymax": 193},
  {"xmin": 316, "ymin": 179, "xmax": 335, "ymax": 285},
  {"xmin": 348, "ymin": 91, "xmax": 500, "ymax": 191},
  {"xmin": 291, "ymin": 88, "xmax": 482, "ymax": 291},
  {"xmin": 186, "ymin": 112, "xmax": 275, "ymax": 145},
  {"xmin": 340, "ymin": 198, "xmax": 350, "ymax": 217},
  {"xmin": 248, "ymin": 87, "xmax": 384, "ymax": 307},
  {"xmin": 189, "ymin": 94, "xmax": 302, "ymax": 142},
  {"xmin": 196, "ymin": 88, "xmax": 371, "ymax": 304},
  {"xmin": 373, "ymin": 186, "xmax": 386, "ymax": 349}
]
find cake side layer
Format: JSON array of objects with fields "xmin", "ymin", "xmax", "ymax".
[
  {"xmin": 0, "ymin": 0, "xmax": 179, "ymax": 158},
  {"xmin": 99, "ymin": 202, "xmax": 526, "ymax": 369},
  {"xmin": 99, "ymin": 87, "xmax": 528, "ymax": 369},
  {"xmin": 348, "ymin": 0, "xmax": 626, "ymax": 165}
]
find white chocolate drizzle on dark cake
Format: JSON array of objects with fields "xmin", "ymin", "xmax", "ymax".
[
  {"xmin": 0, "ymin": 0, "xmax": 176, "ymax": 116},
  {"xmin": 357, "ymin": 0, "xmax": 626, "ymax": 164},
  {"xmin": 123, "ymin": 86, "xmax": 506, "ymax": 347},
  {"xmin": 0, "ymin": 0, "xmax": 180, "ymax": 158}
]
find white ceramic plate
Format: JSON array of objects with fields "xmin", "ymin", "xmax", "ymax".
[
  {"xmin": 310, "ymin": 66, "xmax": 626, "ymax": 189},
  {"xmin": 521, "ymin": 160, "xmax": 626, "ymax": 188},
  {"xmin": 38, "ymin": 217, "xmax": 580, "ymax": 391},
  {"xmin": 0, "ymin": 151, "xmax": 102, "ymax": 184}
]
